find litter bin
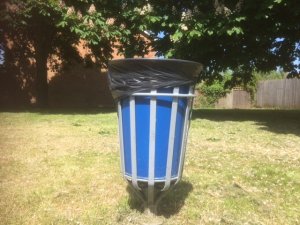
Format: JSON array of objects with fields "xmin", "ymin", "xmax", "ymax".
[{"xmin": 108, "ymin": 58, "xmax": 202, "ymax": 212}]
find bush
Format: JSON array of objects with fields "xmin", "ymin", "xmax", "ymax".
[
  {"xmin": 195, "ymin": 70, "xmax": 285, "ymax": 108},
  {"xmin": 196, "ymin": 73, "xmax": 231, "ymax": 108}
]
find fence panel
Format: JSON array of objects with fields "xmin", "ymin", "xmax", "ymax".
[
  {"xmin": 217, "ymin": 89, "xmax": 251, "ymax": 109},
  {"xmin": 256, "ymin": 78, "xmax": 300, "ymax": 109}
]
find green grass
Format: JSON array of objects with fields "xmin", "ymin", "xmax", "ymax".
[{"xmin": 0, "ymin": 109, "xmax": 299, "ymax": 224}]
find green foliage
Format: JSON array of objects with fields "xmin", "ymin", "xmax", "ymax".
[
  {"xmin": 196, "ymin": 70, "xmax": 287, "ymax": 108},
  {"xmin": 1, "ymin": 0, "xmax": 149, "ymax": 67},
  {"xmin": 146, "ymin": 0, "xmax": 300, "ymax": 81},
  {"xmin": 254, "ymin": 70, "xmax": 286, "ymax": 81},
  {"xmin": 197, "ymin": 73, "xmax": 232, "ymax": 107},
  {"xmin": 1, "ymin": 0, "xmax": 299, "ymax": 107},
  {"xmin": 0, "ymin": 0, "xmax": 150, "ymax": 106}
]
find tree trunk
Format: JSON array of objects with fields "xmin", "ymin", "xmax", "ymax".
[{"xmin": 35, "ymin": 47, "xmax": 49, "ymax": 108}]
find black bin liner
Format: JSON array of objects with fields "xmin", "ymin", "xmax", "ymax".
[{"xmin": 107, "ymin": 58, "xmax": 203, "ymax": 100}]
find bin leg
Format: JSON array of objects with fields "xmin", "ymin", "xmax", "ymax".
[
  {"xmin": 128, "ymin": 180, "xmax": 180, "ymax": 215},
  {"xmin": 145, "ymin": 185, "xmax": 159, "ymax": 214},
  {"xmin": 128, "ymin": 182, "xmax": 159, "ymax": 214}
]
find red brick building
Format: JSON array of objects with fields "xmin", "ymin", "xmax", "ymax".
[{"xmin": 0, "ymin": 38, "xmax": 156, "ymax": 108}]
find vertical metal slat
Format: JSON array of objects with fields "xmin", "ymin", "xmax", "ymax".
[
  {"xmin": 130, "ymin": 96, "xmax": 140, "ymax": 190},
  {"xmin": 117, "ymin": 101, "xmax": 125, "ymax": 177},
  {"xmin": 148, "ymin": 90, "xmax": 157, "ymax": 206},
  {"xmin": 162, "ymin": 87, "xmax": 179, "ymax": 191},
  {"xmin": 176, "ymin": 86, "xmax": 194, "ymax": 184}
]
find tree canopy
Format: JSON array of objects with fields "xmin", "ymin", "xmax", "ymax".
[
  {"xmin": 144, "ymin": 0, "xmax": 300, "ymax": 83},
  {"xmin": 1, "ymin": 0, "xmax": 149, "ymax": 106},
  {"xmin": 1, "ymin": 0, "xmax": 300, "ymax": 107}
]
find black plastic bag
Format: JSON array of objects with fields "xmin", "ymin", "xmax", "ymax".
[{"xmin": 107, "ymin": 58, "xmax": 203, "ymax": 100}]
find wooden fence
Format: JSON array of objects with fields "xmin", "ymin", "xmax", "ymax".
[
  {"xmin": 217, "ymin": 88, "xmax": 251, "ymax": 109},
  {"xmin": 256, "ymin": 78, "xmax": 300, "ymax": 109}
]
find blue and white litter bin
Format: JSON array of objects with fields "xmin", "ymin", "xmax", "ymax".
[{"xmin": 108, "ymin": 59, "xmax": 202, "ymax": 213}]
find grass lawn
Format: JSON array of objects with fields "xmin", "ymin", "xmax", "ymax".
[{"xmin": 0, "ymin": 109, "xmax": 299, "ymax": 225}]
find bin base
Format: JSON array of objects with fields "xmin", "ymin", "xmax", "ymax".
[{"xmin": 127, "ymin": 180, "xmax": 177, "ymax": 215}]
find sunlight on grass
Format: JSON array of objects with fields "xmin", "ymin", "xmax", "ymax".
[{"xmin": 0, "ymin": 109, "xmax": 299, "ymax": 224}]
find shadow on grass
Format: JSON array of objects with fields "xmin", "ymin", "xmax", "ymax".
[
  {"xmin": 0, "ymin": 106, "xmax": 116, "ymax": 115},
  {"xmin": 126, "ymin": 180, "xmax": 193, "ymax": 218},
  {"xmin": 192, "ymin": 109, "xmax": 300, "ymax": 136}
]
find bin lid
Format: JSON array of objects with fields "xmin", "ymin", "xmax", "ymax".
[{"xmin": 108, "ymin": 58, "xmax": 203, "ymax": 100}]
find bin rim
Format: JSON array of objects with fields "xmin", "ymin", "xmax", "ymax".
[
  {"xmin": 109, "ymin": 58, "xmax": 202, "ymax": 68},
  {"xmin": 108, "ymin": 58, "xmax": 203, "ymax": 100}
]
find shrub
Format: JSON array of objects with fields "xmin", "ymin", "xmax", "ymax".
[{"xmin": 196, "ymin": 73, "xmax": 231, "ymax": 107}]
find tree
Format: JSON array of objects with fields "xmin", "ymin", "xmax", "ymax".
[
  {"xmin": 2, "ymin": 0, "xmax": 299, "ymax": 108},
  {"xmin": 197, "ymin": 72, "xmax": 231, "ymax": 107},
  {"xmin": 1, "ymin": 0, "xmax": 149, "ymax": 107},
  {"xmin": 145, "ymin": 0, "xmax": 300, "ymax": 83}
]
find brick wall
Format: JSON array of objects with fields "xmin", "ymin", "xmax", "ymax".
[{"xmin": 0, "ymin": 39, "xmax": 156, "ymax": 108}]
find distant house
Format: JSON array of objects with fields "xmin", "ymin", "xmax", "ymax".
[{"xmin": 0, "ymin": 35, "xmax": 156, "ymax": 108}]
